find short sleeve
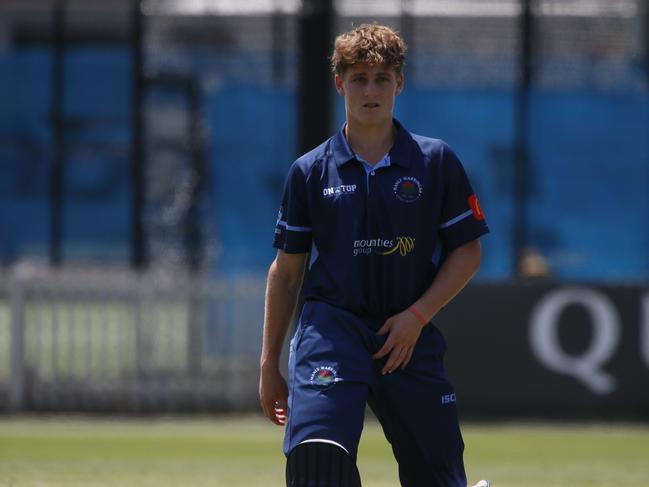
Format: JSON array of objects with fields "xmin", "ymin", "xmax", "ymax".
[
  {"xmin": 272, "ymin": 162, "xmax": 312, "ymax": 253},
  {"xmin": 438, "ymin": 143, "xmax": 489, "ymax": 252}
]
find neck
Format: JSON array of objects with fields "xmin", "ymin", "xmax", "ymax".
[{"xmin": 345, "ymin": 119, "xmax": 396, "ymax": 165}]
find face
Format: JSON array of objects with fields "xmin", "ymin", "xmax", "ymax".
[{"xmin": 335, "ymin": 63, "xmax": 404, "ymax": 129}]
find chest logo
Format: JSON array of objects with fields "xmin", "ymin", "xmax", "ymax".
[
  {"xmin": 323, "ymin": 184, "xmax": 357, "ymax": 198},
  {"xmin": 353, "ymin": 236, "xmax": 415, "ymax": 257},
  {"xmin": 377, "ymin": 236, "xmax": 416, "ymax": 256},
  {"xmin": 393, "ymin": 177, "xmax": 422, "ymax": 203}
]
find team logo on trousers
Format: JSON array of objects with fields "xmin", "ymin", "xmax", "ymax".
[
  {"xmin": 393, "ymin": 177, "xmax": 423, "ymax": 203},
  {"xmin": 310, "ymin": 366, "xmax": 342, "ymax": 387}
]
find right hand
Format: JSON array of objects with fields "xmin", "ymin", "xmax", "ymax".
[{"xmin": 259, "ymin": 365, "xmax": 289, "ymax": 425}]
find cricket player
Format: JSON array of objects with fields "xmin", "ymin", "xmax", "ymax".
[{"xmin": 259, "ymin": 24, "xmax": 490, "ymax": 487}]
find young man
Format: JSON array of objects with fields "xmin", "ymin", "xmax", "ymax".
[{"xmin": 259, "ymin": 24, "xmax": 490, "ymax": 487}]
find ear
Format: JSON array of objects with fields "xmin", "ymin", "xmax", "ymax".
[
  {"xmin": 395, "ymin": 72, "xmax": 404, "ymax": 95},
  {"xmin": 335, "ymin": 73, "xmax": 345, "ymax": 96}
]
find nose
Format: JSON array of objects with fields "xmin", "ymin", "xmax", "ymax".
[{"xmin": 364, "ymin": 80, "xmax": 380, "ymax": 98}]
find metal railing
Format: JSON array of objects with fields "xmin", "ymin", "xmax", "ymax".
[{"xmin": 1, "ymin": 262, "xmax": 267, "ymax": 412}]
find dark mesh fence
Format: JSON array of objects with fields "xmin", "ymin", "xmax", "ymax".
[
  {"xmin": 1, "ymin": 0, "xmax": 646, "ymax": 279},
  {"xmin": 529, "ymin": 0, "xmax": 647, "ymax": 280}
]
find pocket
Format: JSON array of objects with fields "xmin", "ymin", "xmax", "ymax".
[
  {"xmin": 429, "ymin": 324, "xmax": 448, "ymax": 356},
  {"xmin": 289, "ymin": 324, "xmax": 305, "ymax": 354},
  {"xmin": 413, "ymin": 323, "xmax": 447, "ymax": 363},
  {"xmin": 290, "ymin": 301, "xmax": 314, "ymax": 353},
  {"xmin": 288, "ymin": 315, "xmax": 308, "ymax": 391}
]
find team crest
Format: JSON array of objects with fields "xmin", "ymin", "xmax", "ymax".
[
  {"xmin": 393, "ymin": 177, "xmax": 423, "ymax": 203},
  {"xmin": 309, "ymin": 366, "xmax": 342, "ymax": 387}
]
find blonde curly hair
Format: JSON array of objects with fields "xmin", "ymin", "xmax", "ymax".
[{"xmin": 331, "ymin": 23, "xmax": 407, "ymax": 75}]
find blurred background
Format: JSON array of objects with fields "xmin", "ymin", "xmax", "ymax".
[{"xmin": 0, "ymin": 0, "xmax": 648, "ymax": 420}]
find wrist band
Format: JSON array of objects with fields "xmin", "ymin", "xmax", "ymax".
[{"xmin": 408, "ymin": 306, "xmax": 428, "ymax": 326}]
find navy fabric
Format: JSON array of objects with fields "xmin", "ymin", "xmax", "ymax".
[
  {"xmin": 273, "ymin": 119, "xmax": 489, "ymax": 323},
  {"xmin": 284, "ymin": 301, "xmax": 467, "ymax": 487}
]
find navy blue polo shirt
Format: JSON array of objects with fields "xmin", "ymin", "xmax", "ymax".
[{"xmin": 273, "ymin": 119, "xmax": 489, "ymax": 323}]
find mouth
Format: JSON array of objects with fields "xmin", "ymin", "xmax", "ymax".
[{"xmin": 363, "ymin": 103, "xmax": 380, "ymax": 108}]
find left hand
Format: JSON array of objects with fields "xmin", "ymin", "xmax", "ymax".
[{"xmin": 372, "ymin": 309, "xmax": 425, "ymax": 374}]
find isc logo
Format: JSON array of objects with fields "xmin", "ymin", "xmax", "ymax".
[{"xmin": 441, "ymin": 393, "xmax": 456, "ymax": 405}]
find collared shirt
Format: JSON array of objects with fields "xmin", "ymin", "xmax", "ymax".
[
  {"xmin": 273, "ymin": 119, "xmax": 489, "ymax": 324},
  {"xmin": 339, "ymin": 127, "xmax": 392, "ymax": 184}
]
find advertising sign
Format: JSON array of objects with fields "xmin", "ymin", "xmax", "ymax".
[{"xmin": 438, "ymin": 283, "xmax": 649, "ymax": 419}]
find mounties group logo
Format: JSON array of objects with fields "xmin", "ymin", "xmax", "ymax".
[
  {"xmin": 353, "ymin": 236, "xmax": 415, "ymax": 257},
  {"xmin": 377, "ymin": 236, "xmax": 415, "ymax": 256},
  {"xmin": 393, "ymin": 177, "xmax": 423, "ymax": 203},
  {"xmin": 309, "ymin": 366, "xmax": 342, "ymax": 387}
]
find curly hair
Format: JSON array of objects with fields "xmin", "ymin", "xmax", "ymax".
[{"xmin": 331, "ymin": 23, "xmax": 407, "ymax": 75}]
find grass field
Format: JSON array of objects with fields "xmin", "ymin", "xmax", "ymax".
[{"xmin": 0, "ymin": 416, "xmax": 648, "ymax": 486}]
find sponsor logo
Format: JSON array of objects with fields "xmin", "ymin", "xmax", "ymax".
[
  {"xmin": 353, "ymin": 236, "xmax": 415, "ymax": 257},
  {"xmin": 323, "ymin": 184, "xmax": 357, "ymax": 198},
  {"xmin": 441, "ymin": 393, "xmax": 456, "ymax": 405},
  {"xmin": 393, "ymin": 177, "xmax": 423, "ymax": 203},
  {"xmin": 377, "ymin": 236, "xmax": 416, "ymax": 256},
  {"xmin": 309, "ymin": 366, "xmax": 342, "ymax": 387},
  {"xmin": 468, "ymin": 194, "xmax": 485, "ymax": 221}
]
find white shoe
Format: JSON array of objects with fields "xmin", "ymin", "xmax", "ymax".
[{"xmin": 472, "ymin": 482, "xmax": 490, "ymax": 487}]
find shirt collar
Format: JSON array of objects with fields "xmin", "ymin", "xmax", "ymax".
[{"xmin": 330, "ymin": 118, "xmax": 412, "ymax": 169}]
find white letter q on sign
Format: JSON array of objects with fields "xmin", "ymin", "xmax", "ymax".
[{"xmin": 529, "ymin": 288, "xmax": 620, "ymax": 395}]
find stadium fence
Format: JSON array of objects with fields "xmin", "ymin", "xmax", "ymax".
[{"xmin": 1, "ymin": 261, "xmax": 266, "ymax": 412}]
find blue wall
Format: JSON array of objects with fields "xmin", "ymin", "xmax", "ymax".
[
  {"xmin": 1, "ymin": 47, "xmax": 648, "ymax": 280},
  {"xmin": 0, "ymin": 47, "xmax": 131, "ymax": 261}
]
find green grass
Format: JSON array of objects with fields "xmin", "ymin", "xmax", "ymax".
[{"xmin": 0, "ymin": 416, "xmax": 648, "ymax": 486}]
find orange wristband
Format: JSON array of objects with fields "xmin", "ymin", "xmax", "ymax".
[{"xmin": 407, "ymin": 306, "xmax": 428, "ymax": 327}]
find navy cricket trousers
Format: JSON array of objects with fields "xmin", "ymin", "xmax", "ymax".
[{"xmin": 284, "ymin": 300, "xmax": 467, "ymax": 487}]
